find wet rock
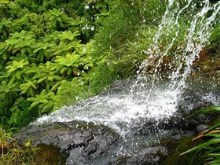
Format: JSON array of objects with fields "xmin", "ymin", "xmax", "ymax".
[
  {"xmin": 115, "ymin": 146, "xmax": 168, "ymax": 165},
  {"xmin": 134, "ymin": 118, "xmax": 158, "ymax": 135},
  {"xmin": 15, "ymin": 121, "xmax": 121, "ymax": 165},
  {"xmin": 172, "ymin": 130, "xmax": 196, "ymax": 141},
  {"xmin": 177, "ymin": 89, "xmax": 212, "ymax": 115},
  {"xmin": 15, "ymin": 120, "xmax": 174, "ymax": 165},
  {"xmin": 130, "ymin": 146, "xmax": 168, "ymax": 165},
  {"xmin": 196, "ymin": 124, "xmax": 209, "ymax": 133}
]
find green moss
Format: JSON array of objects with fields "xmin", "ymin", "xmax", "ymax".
[{"xmin": 33, "ymin": 144, "xmax": 66, "ymax": 165}]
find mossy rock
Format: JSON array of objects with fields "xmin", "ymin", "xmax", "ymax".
[{"xmin": 33, "ymin": 144, "xmax": 66, "ymax": 165}]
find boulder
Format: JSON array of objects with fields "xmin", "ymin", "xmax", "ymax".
[{"xmin": 15, "ymin": 120, "xmax": 171, "ymax": 165}]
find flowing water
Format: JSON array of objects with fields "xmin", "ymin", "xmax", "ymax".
[{"xmin": 35, "ymin": 0, "xmax": 220, "ymax": 144}]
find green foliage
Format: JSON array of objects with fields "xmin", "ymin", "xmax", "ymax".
[
  {"xmin": 28, "ymin": 90, "xmax": 58, "ymax": 115},
  {"xmin": 55, "ymin": 79, "xmax": 91, "ymax": 108},
  {"xmin": 0, "ymin": 127, "xmax": 66, "ymax": 164},
  {"xmin": 0, "ymin": 0, "xmax": 126, "ymax": 130},
  {"xmin": 0, "ymin": 0, "xmax": 9, "ymax": 4},
  {"xmin": 117, "ymin": 26, "xmax": 157, "ymax": 77},
  {"xmin": 93, "ymin": 0, "xmax": 166, "ymax": 54},
  {"xmin": 1, "ymin": 0, "xmax": 217, "ymax": 133},
  {"xmin": 181, "ymin": 106, "xmax": 220, "ymax": 165},
  {"xmin": 53, "ymin": 53, "xmax": 91, "ymax": 77},
  {"xmin": 6, "ymin": 59, "xmax": 29, "ymax": 82},
  {"xmin": 87, "ymin": 54, "xmax": 119, "ymax": 93},
  {"xmin": 0, "ymin": 128, "xmax": 38, "ymax": 165},
  {"xmin": 210, "ymin": 23, "xmax": 220, "ymax": 47}
]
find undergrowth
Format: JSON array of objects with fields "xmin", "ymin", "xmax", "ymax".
[{"xmin": 181, "ymin": 106, "xmax": 220, "ymax": 165}]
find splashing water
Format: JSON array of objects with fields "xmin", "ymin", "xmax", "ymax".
[{"xmin": 35, "ymin": 1, "xmax": 220, "ymax": 138}]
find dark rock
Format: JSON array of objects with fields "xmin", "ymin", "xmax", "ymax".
[
  {"xmin": 15, "ymin": 120, "xmax": 174, "ymax": 165},
  {"xmin": 15, "ymin": 121, "xmax": 121, "ymax": 165},
  {"xmin": 135, "ymin": 146, "xmax": 168, "ymax": 164},
  {"xmin": 177, "ymin": 89, "xmax": 212, "ymax": 115},
  {"xmin": 196, "ymin": 124, "xmax": 209, "ymax": 133},
  {"xmin": 116, "ymin": 146, "xmax": 168, "ymax": 165}
]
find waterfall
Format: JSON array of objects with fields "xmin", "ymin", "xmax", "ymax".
[
  {"xmin": 34, "ymin": 1, "xmax": 220, "ymax": 139},
  {"xmin": 134, "ymin": 0, "xmax": 220, "ymax": 91}
]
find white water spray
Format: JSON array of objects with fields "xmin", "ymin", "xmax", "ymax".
[{"xmin": 34, "ymin": 1, "xmax": 220, "ymax": 138}]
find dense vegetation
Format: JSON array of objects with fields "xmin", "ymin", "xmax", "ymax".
[
  {"xmin": 0, "ymin": 0, "xmax": 220, "ymax": 164},
  {"xmin": 0, "ymin": 0, "xmax": 166, "ymax": 131},
  {"xmin": 0, "ymin": 0, "xmax": 111, "ymax": 130},
  {"xmin": 181, "ymin": 106, "xmax": 220, "ymax": 164}
]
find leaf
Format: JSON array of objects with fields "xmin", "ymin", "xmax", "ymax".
[
  {"xmin": 15, "ymin": 71, "xmax": 21, "ymax": 80},
  {"xmin": 51, "ymin": 82, "xmax": 61, "ymax": 91},
  {"xmin": 83, "ymin": 63, "xmax": 93, "ymax": 70},
  {"xmin": 67, "ymin": 68, "xmax": 72, "ymax": 76},
  {"xmin": 209, "ymin": 158, "xmax": 220, "ymax": 165},
  {"xmin": 0, "ymin": 0, "xmax": 9, "ymax": 4},
  {"xmin": 200, "ymin": 106, "xmax": 220, "ymax": 114},
  {"xmin": 60, "ymin": 67, "xmax": 67, "ymax": 75},
  {"xmin": 29, "ymin": 88, "xmax": 35, "ymax": 97},
  {"xmin": 57, "ymin": 31, "xmax": 79, "ymax": 41},
  {"xmin": 0, "ymin": 80, "xmax": 17, "ymax": 93},
  {"xmin": 73, "ymin": 68, "xmax": 80, "ymax": 76},
  {"xmin": 20, "ymin": 80, "xmax": 37, "ymax": 96},
  {"xmin": 180, "ymin": 138, "xmax": 220, "ymax": 155},
  {"xmin": 29, "ymin": 102, "xmax": 40, "ymax": 109},
  {"xmin": 192, "ymin": 129, "xmax": 220, "ymax": 141},
  {"xmin": 37, "ymin": 77, "xmax": 46, "ymax": 84},
  {"xmin": 6, "ymin": 59, "xmax": 29, "ymax": 74},
  {"xmin": 46, "ymin": 83, "xmax": 51, "ymax": 90},
  {"xmin": 2, "ymin": 53, "xmax": 7, "ymax": 60}
]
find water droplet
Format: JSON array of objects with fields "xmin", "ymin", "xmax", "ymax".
[
  {"xmin": 91, "ymin": 26, "xmax": 95, "ymax": 31},
  {"xmin": 84, "ymin": 5, "xmax": 89, "ymax": 9}
]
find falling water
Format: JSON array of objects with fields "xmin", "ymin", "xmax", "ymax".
[
  {"xmin": 34, "ymin": 1, "xmax": 220, "ymax": 141},
  {"xmin": 134, "ymin": 0, "xmax": 220, "ymax": 91}
]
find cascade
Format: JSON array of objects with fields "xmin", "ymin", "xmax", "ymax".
[{"xmin": 35, "ymin": 0, "xmax": 220, "ymax": 143}]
